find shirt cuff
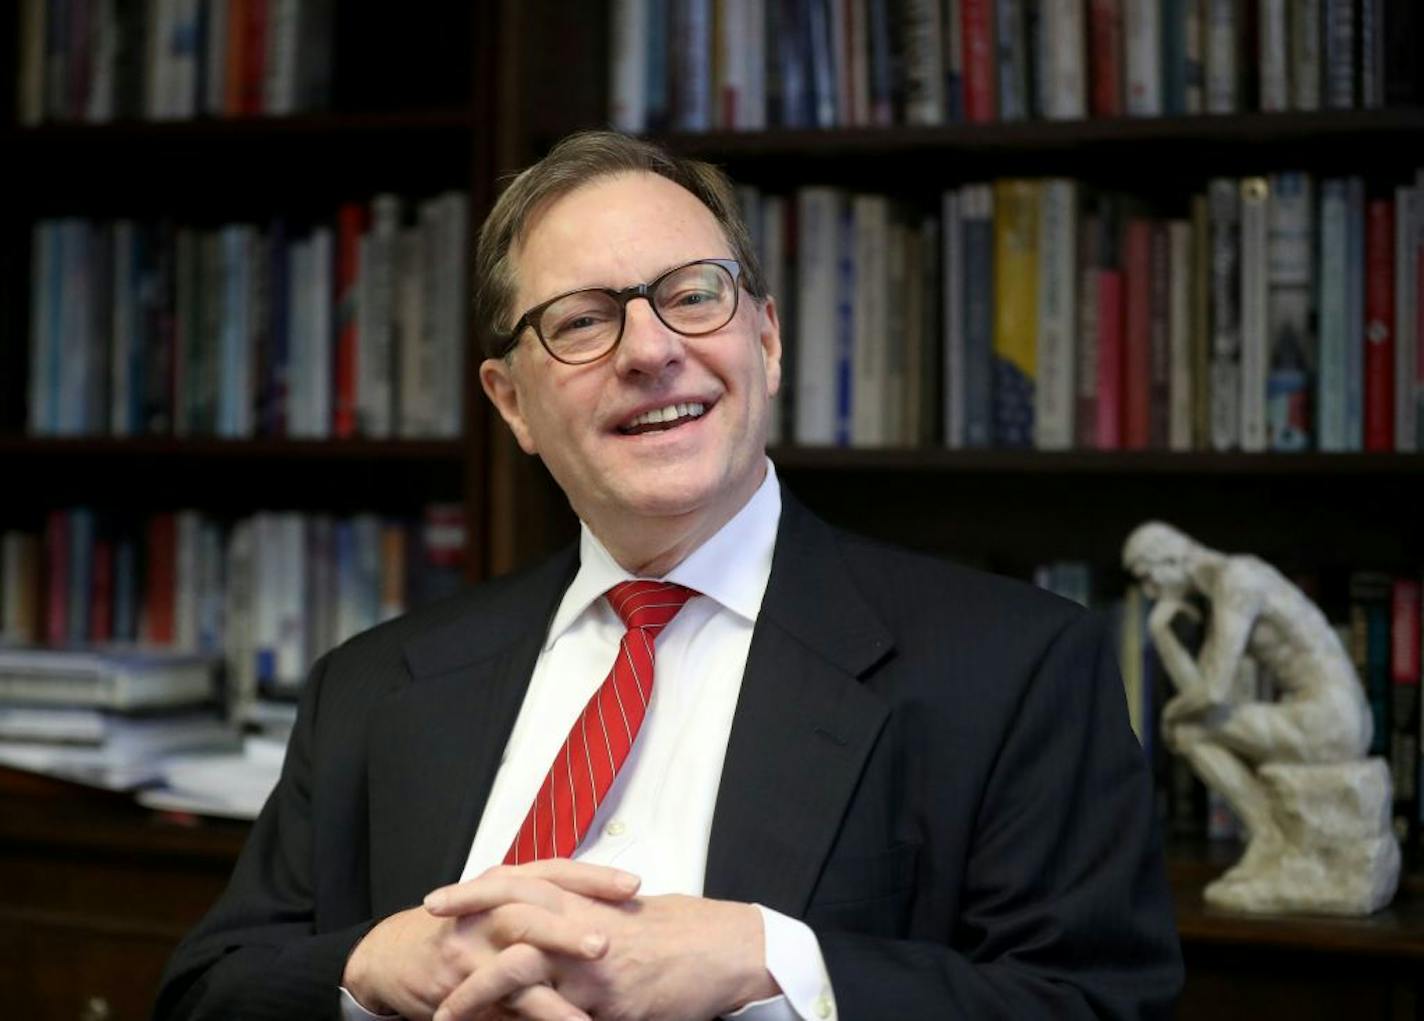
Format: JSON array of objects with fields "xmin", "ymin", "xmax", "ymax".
[
  {"xmin": 340, "ymin": 986, "xmax": 401, "ymax": 1019},
  {"xmin": 725, "ymin": 904, "xmax": 837, "ymax": 1021}
]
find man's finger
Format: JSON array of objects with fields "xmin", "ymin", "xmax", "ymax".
[
  {"xmin": 454, "ymin": 902, "xmax": 609, "ymax": 959},
  {"xmin": 432, "ymin": 944, "xmax": 575, "ymax": 1021},
  {"xmin": 425, "ymin": 860, "xmax": 640, "ymax": 915}
]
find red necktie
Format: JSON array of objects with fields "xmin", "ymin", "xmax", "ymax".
[{"xmin": 504, "ymin": 579, "xmax": 697, "ymax": 864}]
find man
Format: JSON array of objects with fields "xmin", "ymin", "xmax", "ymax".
[{"xmin": 156, "ymin": 132, "xmax": 1182, "ymax": 1020}]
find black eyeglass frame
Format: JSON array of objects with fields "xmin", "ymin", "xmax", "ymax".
[{"xmin": 499, "ymin": 258, "xmax": 747, "ymax": 365}]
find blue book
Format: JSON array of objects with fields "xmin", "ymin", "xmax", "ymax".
[
  {"xmin": 645, "ymin": 0, "xmax": 671, "ymax": 130},
  {"xmin": 1163, "ymin": 0, "xmax": 1188, "ymax": 115},
  {"xmin": 113, "ymin": 531, "xmax": 138, "ymax": 642},
  {"xmin": 995, "ymin": 0, "xmax": 1028, "ymax": 120}
]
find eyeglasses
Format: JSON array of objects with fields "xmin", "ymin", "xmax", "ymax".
[{"xmin": 501, "ymin": 258, "xmax": 745, "ymax": 365}]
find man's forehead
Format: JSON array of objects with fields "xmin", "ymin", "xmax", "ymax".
[{"xmin": 512, "ymin": 172, "xmax": 727, "ymax": 295}]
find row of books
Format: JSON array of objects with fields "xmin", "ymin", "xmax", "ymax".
[
  {"xmin": 610, "ymin": 0, "xmax": 1422, "ymax": 134},
  {"xmin": 25, "ymin": 191, "xmax": 469, "ymax": 440},
  {"xmin": 1067, "ymin": 566, "xmax": 1424, "ymax": 850},
  {"xmin": 0, "ymin": 504, "xmax": 468, "ymax": 705},
  {"xmin": 745, "ymin": 165, "xmax": 1424, "ymax": 452},
  {"xmin": 15, "ymin": 0, "xmax": 334, "ymax": 125}
]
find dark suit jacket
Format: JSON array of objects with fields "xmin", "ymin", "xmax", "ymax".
[{"xmin": 154, "ymin": 489, "xmax": 1183, "ymax": 1019}]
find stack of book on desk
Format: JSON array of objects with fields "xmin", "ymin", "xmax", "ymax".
[{"xmin": 0, "ymin": 648, "xmax": 237, "ymax": 790}]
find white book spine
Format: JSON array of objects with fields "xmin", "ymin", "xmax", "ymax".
[
  {"xmin": 1290, "ymin": 0, "xmax": 1321, "ymax": 110},
  {"xmin": 1168, "ymin": 220, "xmax": 1194, "ymax": 451},
  {"xmin": 1204, "ymin": 0, "xmax": 1238, "ymax": 113},
  {"xmin": 29, "ymin": 222, "xmax": 53, "ymax": 435},
  {"xmin": 1124, "ymin": 0, "xmax": 1163, "ymax": 116},
  {"xmin": 1396, "ymin": 186, "xmax": 1419, "ymax": 452},
  {"xmin": 1258, "ymin": 0, "xmax": 1289, "ymax": 111},
  {"xmin": 1239, "ymin": 177, "xmax": 1270, "ymax": 452},
  {"xmin": 360, "ymin": 194, "xmax": 400, "ymax": 438},
  {"xmin": 761, "ymin": 195, "xmax": 787, "ymax": 446},
  {"xmin": 610, "ymin": 0, "xmax": 649, "ymax": 130},
  {"xmin": 435, "ymin": 192, "xmax": 469, "ymax": 438},
  {"xmin": 1035, "ymin": 179, "xmax": 1077, "ymax": 450},
  {"xmin": 795, "ymin": 188, "xmax": 842, "ymax": 444},
  {"xmin": 308, "ymin": 227, "xmax": 334, "ymax": 438},
  {"xmin": 851, "ymin": 195, "xmax": 888, "ymax": 447},
  {"xmin": 716, "ymin": 0, "xmax": 748, "ymax": 129},
  {"xmin": 205, "ymin": 0, "xmax": 229, "ymax": 116},
  {"xmin": 265, "ymin": 0, "xmax": 299, "ymax": 115},
  {"xmin": 1042, "ymin": 0, "xmax": 1086, "ymax": 120},
  {"xmin": 1317, "ymin": 181, "xmax": 1349, "ymax": 450},
  {"xmin": 943, "ymin": 189, "xmax": 965, "ymax": 448},
  {"xmin": 396, "ymin": 226, "xmax": 427, "ymax": 437}
]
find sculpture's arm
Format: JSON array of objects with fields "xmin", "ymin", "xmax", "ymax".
[{"xmin": 1147, "ymin": 599, "xmax": 1203, "ymax": 695}]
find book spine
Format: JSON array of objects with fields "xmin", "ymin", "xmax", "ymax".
[
  {"xmin": 1290, "ymin": 0, "xmax": 1321, "ymax": 110},
  {"xmin": 1323, "ymin": 0, "xmax": 1355, "ymax": 109},
  {"xmin": 29, "ymin": 221, "xmax": 54, "ymax": 435},
  {"xmin": 1097, "ymin": 202, "xmax": 1125, "ymax": 449},
  {"xmin": 1360, "ymin": 0, "xmax": 1383, "ymax": 108},
  {"xmin": 1148, "ymin": 222, "xmax": 1172, "ymax": 448},
  {"xmin": 1364, "ymin": 197, "xmax": 1395, "ymax": 450},
  {"xmin": 903, "ymin": 0, "xmax": 945, "ymax": 124},
  {"xmin": 834, "ymin": 197, "xmax": 855, "ymax": 443},
  {"xmin": 1209, "ymin": 178, "xmax": 1241, "ymax": 450},
  {"xmin": 44, "ymin": 511, "xmax": 69, "ymax": 646},
  {"xmin": 1265, "ymin": 171, "xmax": 1314, "ymax": 452},
  {"xmin": 1318, "ymin": 179, "xmax": 1350, "ymax": 450},
  {"xmin": 262, "ymin": 0, "xmax": 297, "ymax": 115},
  {"xmin": 1204, "ymin": 0, "xmax": 1238, "ymax": 113},
  {"xmin": 1035, "ymin": 179, "xmax": 1077, "ymax": 450},
  {"xmin": 359, "ymin": 194, "xmax": 400, "ymax": 439},
  {"xmin": 395, "ymin": 225, "xmax": 426, "ymax": 438},
  {"xmin": 1190, "ymin": 194, "xmax": 1212, "ymax": 449},
  {"xmin": 1042, "ymin": 0, "xmax": 1087, "ymax": 119},
  {"xmin": 794, "ymin": 187, "xmax": 842, "ymax": 444},
  {"xmin": 944, "ymin": 0, "xmax": 964, "ymax": 121},
  {"xmin": 851, "ymin": 195, "xmax": 889, "ymax": 447},
  {"xmin": 944, "ymin": 189, "xmax": 965, "ymax": 446},
  {"xmin": 1258, "ymin": 0, "xmax": 1289, "ymax": 111},
  {"xmin": 333, "ymin": 202, "xmax": 365, "ymax": 439},
  {"xmin": 1384, "ymin": 0, "xmax": 1420, "ymax": 107},
  {"xmin": 1395, "ymin": 186, "xmax": 1419, "ymax": 452},
  {"xmin": 1345, "ymin": 177, "xmax": 1366, "ymax": 448},
  {"xmin": 204, "ymin": 0, "xmax": 228, "ymax": 115},
  {"xmin": 963, "ymin": 184, "xmax": 995, "ymax": 446},
  {"xmin": 762, "ymin": 194, "xmax": 787, "ymax": 444},
  {"xmin": 1239, "ymin": 177, "xmax": 1270, "ymax": 452},
  {"xmin": 961, "ymin": 0, "xmax": 997, "ymax": 121},
  {"xmin": 145, "ymin": 512, "xmax": 177, "ymax": 646},
  {"xmin": 995, "ymin": 0, "xmax": 1028, "ymax": 120},
  {"xmin": 1088, "ymin": 0, "xmax": 1125, "ymax": 118},
  {"xmin": 1123, "ymin": 0, "xmax": 1162, "ymax": 115},
  {"xmin": 1168, "ymin": 219, "xmax": 1194, "ymax": 450},
  {"xmin": 1184, "ymin": 0, "xmax": 1205, "ymax": 112},
  {"xmin": 807, "ymin": 0, "xmax": 837, "ymax": 127},
  {"xmin": 992, "ymin": 179, "xmax": 1040, "ymax": 448},
  {"xmin": 1391, "ymin": 578, "xmax": 1421, "ymax": 847},
  {"xmin": 1075, "ymin": 210, "xmax": 1101, "ymax": 448},
  {"xmin": 1162, "ymin": 0, "xmax": 1187, "ymax": 115},
  {"xmin": 1123, "ymin": 218, "xmax": 1153, "ymax": 448}
]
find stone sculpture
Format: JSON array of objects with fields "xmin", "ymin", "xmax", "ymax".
[{"xmin": 1122, "ymin": 522, "xmax": 1398, "ymax": 915}]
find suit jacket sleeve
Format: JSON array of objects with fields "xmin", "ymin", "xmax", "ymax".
[
  {"xmin": 813, "ymin": 609, "xmax": 1183, "ymax": 1019},
  {"xmin": 152, "ymin": 651, "xmax": 372, "ymax": 1020}
]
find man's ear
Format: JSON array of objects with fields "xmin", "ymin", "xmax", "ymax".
[
  {"xmin": 758, "ymin": 295, "xmax": 783, "ymax": 398},
  {"xmin": 479, "ymin": 356, "xmax": 538, "ymax": 454}
]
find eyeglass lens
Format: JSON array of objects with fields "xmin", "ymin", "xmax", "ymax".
[{"xmin": 537, "ymin": 261, "xmax": 737, "ymax": 362}]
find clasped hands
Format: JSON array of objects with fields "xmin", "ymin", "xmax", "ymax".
[{"xmin": 342, "ymin": 859, "xmax": 779, "ymax": 1021}]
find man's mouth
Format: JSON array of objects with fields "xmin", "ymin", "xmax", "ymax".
[{"xmin": 618, "ymin": 401, "xmax": 708, "ymax": 435}]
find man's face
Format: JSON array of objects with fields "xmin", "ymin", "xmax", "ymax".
[{"xmin": 480, "ymin": 172, "xmax": 782, "ymax": 544}]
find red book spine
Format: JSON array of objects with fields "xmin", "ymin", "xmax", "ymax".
[
  {"xmin": 1365, "ymin": 199, "xmax": 1395, "ymax": 451},
  {"xmin": 242, "ymin": 0, "xmax": 268, "ymax": 116},
  {"xmin": 145, "ymin": 514, "xmax": 177, "ymax": 646},
  {"xmin": 1089, "ymin": 0, "xmax": 1124, "ymax": 118},
  {"xmin": 90, "ymin": 537, "xmax": 114, "ymax": 643},
  {"xmin": 1096, "ymin": 269, "xmax": 1125, "ymax": 449},
  {"xmin": 224, "ymin": 0, "xmax": 247, "ymax": 115},
  {"xmin": 44, "ymin": 511, "xmax": 68, "ymax": 646},
  {"xmin": 1123, "ymin": 219, "xmax": 1153, "ymax": 449},
  {"xmin": 334, "ymin": 202, "xmax": 368, "ymax": 438},
  {"xmin": 961, "ymin": 0, "xmax": 997, "ymax": 122}
]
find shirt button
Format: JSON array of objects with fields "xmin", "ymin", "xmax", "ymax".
[
  {"xmin": 814, "ymin": 993, "xmax": 833, "ymax": 1019},
  {"xmin": 604, "ymin": 820, "xmax": 627, "ymax": 837}
]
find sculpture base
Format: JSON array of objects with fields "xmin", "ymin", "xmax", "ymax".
[{"xmin": 1204, "ymin": 758, "xmax": 1400, "ymax": 916}]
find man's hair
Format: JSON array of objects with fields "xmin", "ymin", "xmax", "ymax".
[{"xmin": 473, "ymin": 130, "xmax": 767, "ymax": 359}]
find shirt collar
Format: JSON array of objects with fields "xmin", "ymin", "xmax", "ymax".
[{"xmin": 545, "ymin": 459, "xmax": 782, "ymax": 649}]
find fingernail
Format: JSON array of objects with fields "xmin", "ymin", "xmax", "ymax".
[
  {"xmin": 582, "ymin": 932, "xmax": 607, "ymax": 956},
  {"xmin": 423, "ymin": 890, "xmax": 446, "ymax": 912},
  {"xmin": 615, "ymin": 871, "xmax": 640, "ymax": 893}
]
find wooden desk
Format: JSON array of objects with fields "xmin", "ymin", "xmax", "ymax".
[{"xmin": 2, "ymin": 771, "xmax": 1421, "ymax": 1019}]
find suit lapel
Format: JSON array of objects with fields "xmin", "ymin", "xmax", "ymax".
[
  {"xmin": 703, "ymin": 491, "xmax": 893, "ymax": 916},
  {"xmin": 366, "ymin": 547, "xmax": 578, "ymax": 915}
]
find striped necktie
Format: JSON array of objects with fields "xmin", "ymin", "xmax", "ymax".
[{"xmin": 504, "ymin": 579, "xmax": 697, "ymax": 864}]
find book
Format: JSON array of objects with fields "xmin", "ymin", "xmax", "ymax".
[
  {"xmin": 961, "ymin": 0, "xmax": 997, "ymax": 121},
  {"xmin": 0, "ymin": 649, "xmax": 217, "ymax": 711},
  {"xmin": 995, "ymin": 0, "xmax": 1029, "ymax": 120},
  {"xmin": 1168, "ymin": 219, "xmax": 1194, "ymax": 451},
  {"xmin": 1266, "ymin": 172, "xmax": 1314, "ymax": 452},
  {"xmin": 1323, "ymin": 0, "xmax": 1355, "ymax": 109},
  {"xmin": 1364, "ymin": 197, "xmax": 1395, "ymax": 451},
  {"xmin": 1390, "ymin": 578, "xmax": 1420, "ymax": 846},
  {"xmin": 1239, "ymin": 177, "xmax": 1270, "ymax": 452},
  {"xmin": 1204, "ymin": 0, "xmax": 1238, "ymax": 113},
  {"xmin": 1257, "ymin": 0, "xmax": 1289, "ymax": 111},
  {"xmin": 1395, "ymin": 185, "xmax": 1419, "ymax": 452},
  {"xmin": 992, "ymin": 179, "xmax": 1040, "ymax": 448},
  {"xmin": 961, "ymin": 184, "xmax": 995, "ymax": 447},
  {"xmin": 1088, "ymin": 0, "xmax": 1125, "ymax": 117},
  {"xmin": 1123, "ymin": 218, "xmax": 1153, "ymax": 448},
  {"xmin": 1040, "ymin": 0, "xmax": 1087, "ymax": 120},
  {"xmin": 1035, "ymin": 180, "xmax": 1077, "ymax": 450},
  {"xmin": 1350, "ymin": 571, "xmax": 1393, "ymax": 758},
  {"xmin": 1123, "ymin": 0, "xmax": 1162, "ymax": 115},
  {"xmin": 795, "ymin": 187, "xmax": 843, "ymax": 444},
  {"xmin": 1318, "ymin": 179, "xmax": 1351, "ymax": 450},
  {"xmin": 1290, "ymin": 0, "xmax": 1321, "ymax": 110}
]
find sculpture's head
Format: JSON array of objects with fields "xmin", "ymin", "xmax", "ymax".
[{"xmin": 1122, "ymin": 521, "xmax": 1198, "ymax": 600}]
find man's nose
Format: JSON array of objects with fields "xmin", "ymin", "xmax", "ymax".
[{"xmin": 614, "ymin": 296, "xmax": 684, "ymax": 376}]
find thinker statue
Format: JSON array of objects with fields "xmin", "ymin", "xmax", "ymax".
[{"xmin": 1122, "ymin": 522, "xmax": 1399, "ymax": 915}]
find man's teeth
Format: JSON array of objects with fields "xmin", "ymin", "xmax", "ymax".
[{"xmin": 626, "ymin": 402, "xmax": 706, "ymax": 429}]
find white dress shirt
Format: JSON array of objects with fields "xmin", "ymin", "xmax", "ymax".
[{"xmin": 342, "ymin": 460, "xmax": 836, "ymax": 1020}]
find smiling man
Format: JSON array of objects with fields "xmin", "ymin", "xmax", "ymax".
[{"xmin": 155, "ymin": 132, "xmax": 1182, "ymax": 1021}]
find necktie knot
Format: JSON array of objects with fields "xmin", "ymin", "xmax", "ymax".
[{"xmin": 607, "ymin": 580, "xmax": 697, "ymax": 633}]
